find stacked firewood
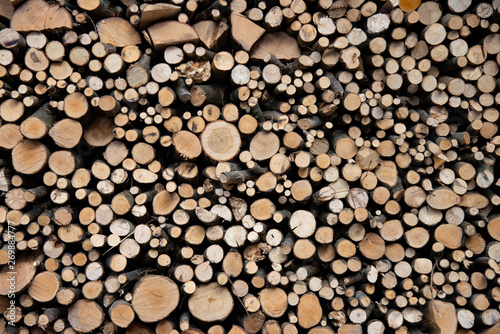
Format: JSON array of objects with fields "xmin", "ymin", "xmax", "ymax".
[{"xmin": 0, "ymin": 0, "xmax": 500, "ymax": 333}]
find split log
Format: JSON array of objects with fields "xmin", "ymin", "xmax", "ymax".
[
  {"xmin": 11, "ymin": 0, "xmax": 73, "ymax": 32},
  {"xmin": 231, "ymin": 13, "xmax": 266, "ymax": 51},
  {"xmin": 145, "ymin": 21, "xmax": 199, "ymax": 50},
  {"xmin": 426, "ymin": 301, "xmax": 457, "ymax": 334},
  {"xmin": 0, "ymin": 252, "xmax": 41, "ymax": 295},
  {"xmin": 97, "ymin": 18, "xmax": 141, "ymax": 47},
  {"xmin": 250, "ymin": 32, "xmax": 300, "ymax": 61},
  {"xmin": 140, "ymin": 3, "xmax": 182, "ymax": 29},
  {"xmin": 0, "ymin": 0, "xmax": 14, "ymax": 21}
]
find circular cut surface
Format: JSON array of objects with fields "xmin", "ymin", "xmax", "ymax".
[
  {"xmin": 12, "ymin": 140, "xmax": 48, "ymax": 175},
  {"xmin": 250, "ymin": 198, "xmax": 276, "ymax": 221},
  {"xmin": 214, "ymin": 51, "xmax": 234, "ymax": 71},
  {"xmin": 84, "ymin": 117, "xmax": 114, "ymax": 147},
  {"xmin": 359, "ymin": 233, "xmax": 386, "ymax": 260},
  {"xmin": 28, "ymin": 271, "xmax": 60, "ymax": 302},
  {"xmin": 435, "ymin": 224, "xmax": 463, "ymax": 250},
  {"xmin": 249, "ymin": 131, "xmax": 280, "ymax": 161},
  {"xmin": 131, "ymin": 275, "xmax": 179, "ymax": 322},
  {"xmin": 109, "ymin": 302, "xmax": 135, "ymax": 328},
  {"xmin": 298, "ymin": 293, "xmax": 322, "ymax": 328},
  {"xmin": 64, "ymin": 92, "xmax": 88, "ymax": 119},
  {"xmin": 188, "ymin": 282, "xmax": 233, "ymax": 322},
  {"xmin": 201, "ymin": 121, "xmax": 241, "ymax": 161},
  {"xmin": 49, "ymin": 150, "xmax": 75, "ymax": 176},
  {"xmin": 260, "ymin": 288, "xmax": 287, "ymax": 318},
  {"xmin": 173, "ymin": 130, "xmax": 202, "ymax": 159},
  {"xmin": 49, "ymin": 119, "xmax": 83, "ymax": 148},
  {"xmin": 427, "ymin": 187, "xmax": 460, "ymax": 210},
  {"xmin": 0, "ymin": 124, "xmax": 22, "ymax": 149},
  {"xmin": 68, "ymin": 299, "xmax": 104, "ymax": 333},
  {"xmin": 308, "ymin": 327, "xmax": 334, "ymax": 334},
  {"xmin": 152, "ymin": 190, "xmax": 180, "ymax": 215},
  {"xmin": 21, "ymin": 117, "xmax": 47, "ymax": 139},
  {"xmin": 404, "ymin": 186, "xmax": 426, "ymax": 208},
  {"xmin": 290, "ymin": 210, "xmax": 316, "ymax": 238},
  {"xmin": 487, "ymin": 216, "xmax": 500, "ymax": 241}
]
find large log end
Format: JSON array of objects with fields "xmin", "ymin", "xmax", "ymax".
[{"xmin": 11, "ymin": 0, "xmax": 73, "ymax": 32}]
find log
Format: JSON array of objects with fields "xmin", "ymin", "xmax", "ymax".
[
  {"xmin": 84, "ymin": 117, "xmax": 114, "ymax": 147},
  {"xmin": 230, "ymin": 13, "xmax": 266, "ymax": 51},
  {"xmin": 249, "ymin": 132, "xmax": 280, "ymax": 161},
  {"xmin": 250, "ymin": 32, "xmax": 300, "ymax": 61},
  {"xmin": 12, "ymin": 140, "xmax": 49, "ymax": 175},
  {"xmin": 152, "ymin": 190, "xmax": 180, "ymax": 215},
  {"xmin": 131, "ymin": 275, "xmax": 179, "ymax": 322},
  {"xmin": 97, "ymin": 18, "xmax": 141, "ymax": 47},
  {"xmin": 188, "ymin": 282, "xmax": 233, "ymax": 322},
  {"xmin": 49, "ymin": 119, "xmax": 83, "ymax": 149},
  {"xmin": 0, "ymin": 252, "xmax": 41, "ymax": 295},
  {"xmin": 427, "ymin": 187, "xmax": 461, "ymax": 210},
  {"xmin": 297, "ymin": 293, "xmax": 322, "ymax": 329},
  {"xmin": 190, "ymin": 84, "xmax": 225, "ymax": 107},
  {"xmin": 359, "ymin": 233, "xmax": 385, "ymax": 260},
  {"xmin": 426, "ymin": 300, "xmax": 457, "ymax": 334},
  {"xmin": 173, "ymin": 130, "xmax": 202, "ymax": 160},
  {"xmin": 260, "ymin": 288, "xmax": 287, "ymax": 318},
  {"xmin": 201, "ymin": 121, "xmax": 241, "ymax": 161},
  {"xmin": 11, "ymin": 0, "xmax": 73, "ymax": 32},
  {"xmin": 193, "ymin": 20, "xmax": 229, "ymax": 50},
  {"xmin": 139, "ymin": 3, "xmax": 182, "ymax": 29},
  {"xmin": 289, "ymin": 210, "xmax": 316, "ymax": 238},
  {"xmin": 0, "ymin": 124, "xmax": 23, "ymax": 150},
  {"xmin": 145, "ymin": 21, "xmax": 199, "ymax": 50},
  {"xmin": 448, "ymin": 0, "xmax": 472, "ymax": 13},
  {"xmin": 0, "ymin": 0, "xmax": 14, "ymax": 21},
  {"xmin": 28, "ymin": 271, "xmax": 60, "ymax": 302},
  {"xmin": 68, "ymin": 299, "xmax": 104, "ymax": 333}
]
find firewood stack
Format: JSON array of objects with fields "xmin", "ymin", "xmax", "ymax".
[{"xmin": 1, "ymin": 0, "xmax": 500, "ymax": 332}]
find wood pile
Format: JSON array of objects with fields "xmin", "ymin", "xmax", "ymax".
[{"xmin": 1, "ymin": 0, "xmax": 500, "ymax": 333}]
